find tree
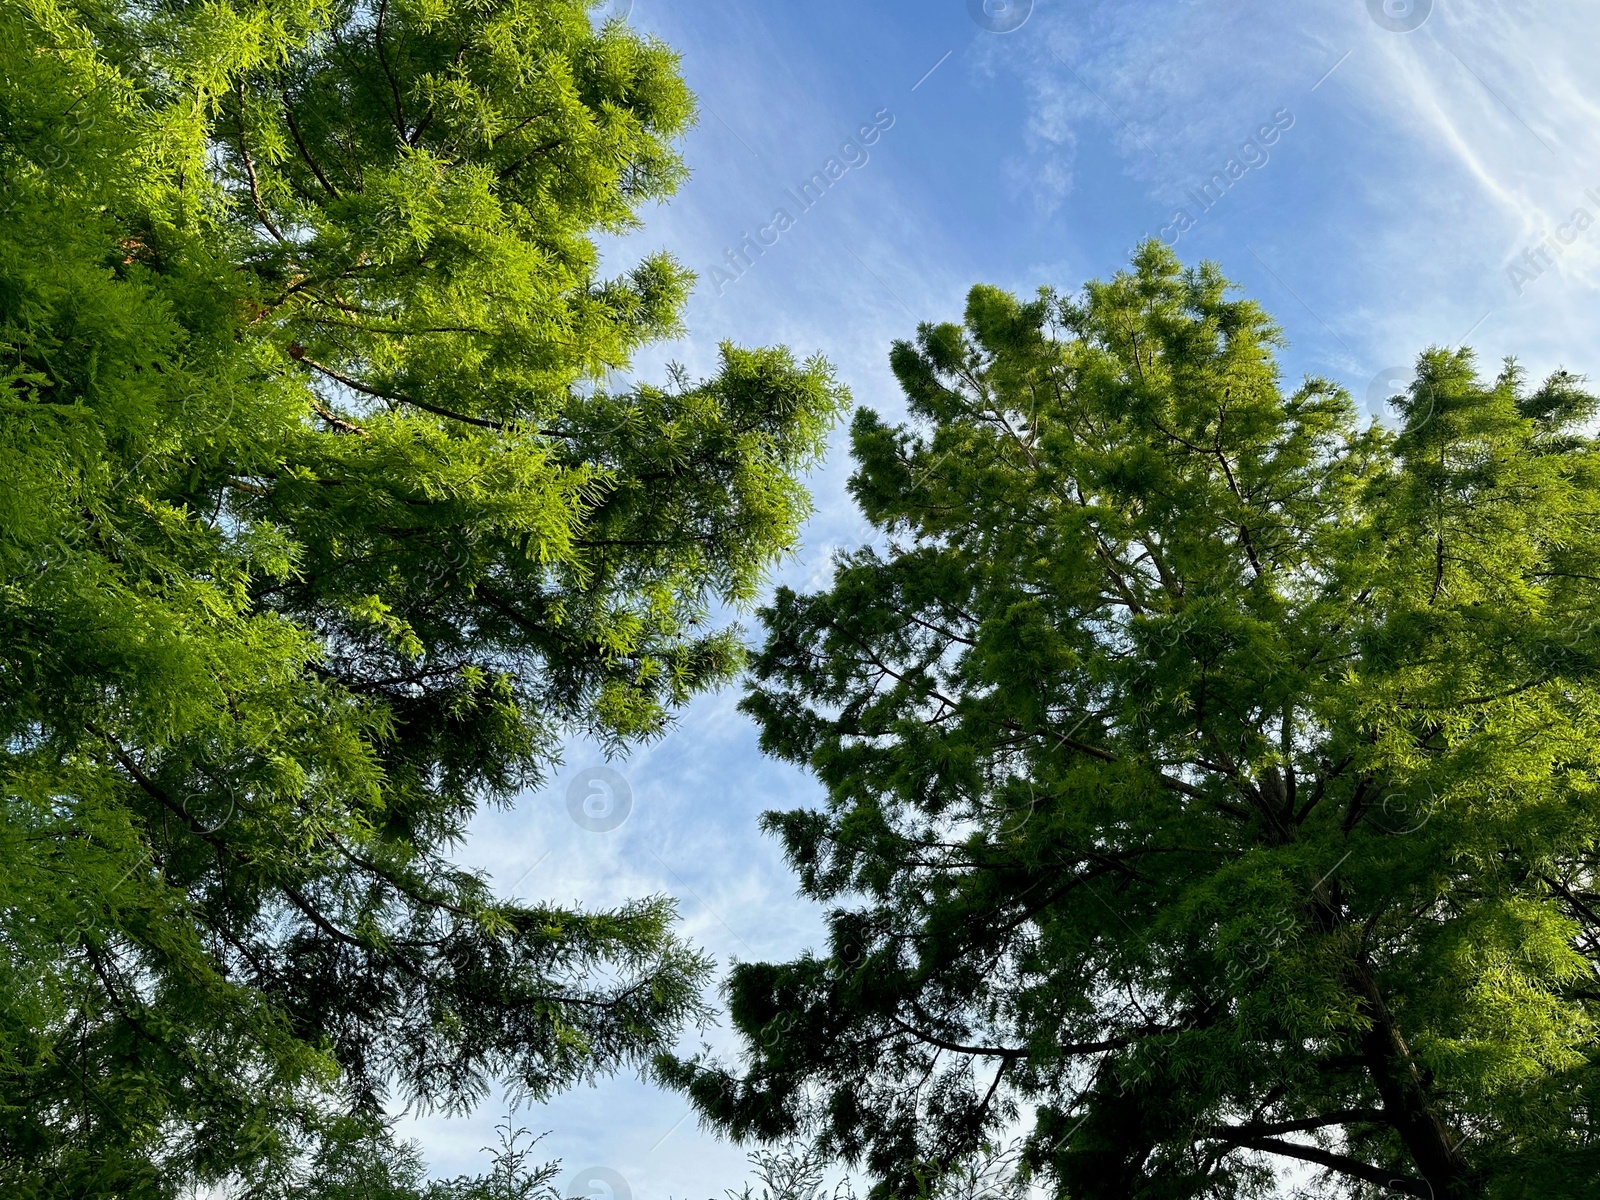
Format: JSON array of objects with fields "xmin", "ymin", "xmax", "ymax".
[
  {"xmin": 0, "ymin": 0, "xmax": 845, "ymax": 1193},
  {"xmin": 662, "ymin": 243, "xmax": 1600, "ymax": 1199},
  {"xmin": 714, "ymin": 1137, "xmax": 1026, "ymax": 1200}
]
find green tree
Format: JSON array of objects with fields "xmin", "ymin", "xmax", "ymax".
[
  {"xmin": 0, "ymin": 0, "xmax": 845, "ymax": 1193},
  {"xmin": 663, "ymin": 244, "xmax": 1600, "ymax": 1199}
]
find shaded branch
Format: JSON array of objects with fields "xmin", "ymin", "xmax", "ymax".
[{"xmin": 1219, "ymin": 1134, "xmax": 1430, "ymax": 1197}]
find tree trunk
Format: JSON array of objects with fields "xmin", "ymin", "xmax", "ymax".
[{"xmin": 1346, "ymin": 959, "xmax": 1471, "ymax": 1198}]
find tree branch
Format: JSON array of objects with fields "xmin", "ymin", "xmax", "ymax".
[
  {"xmin": 292, "ymin": 349, "xmax": 509, "ymax": 431},
  {"xmin": 1219, "ymin": 1134, "xmax": 1432, "ymax": 1197},
  {"xmin": 234, "ymin": 90, "xmax": 288, "ymax": 246},
  {"xmin": 282, "ymin": 101, "xmax": 341, "ymax": 199}
]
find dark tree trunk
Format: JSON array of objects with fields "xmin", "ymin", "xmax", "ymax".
[{"xmin": 1346, "ymin": 960, "xmax": 1472, "ymax": 1199}]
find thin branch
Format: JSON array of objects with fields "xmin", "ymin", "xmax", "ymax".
[
  {"xmin": 496, "ymin": 137, "xmax": 565, "ymax": 181},
  {"xmin": 886, "ymin": 1015, "xmax": 1029, "ymax": 1059},
  {"xmin": 1219, "ymin": 1134, "xmax": 1431, "ymax": 1196},
  {"xmin": 373, "ymin": 0, "xmax": 409, "ymax": 141},
  {"xmin": 293, "ymin": 350, "xmax": 509, "ymax": 432},
  {"xmin": 235, "ymin": 90, "xmax": 288, "ymax": 245},
  {"xmin": 1210, "ymin": 1111, "xmax": 1385, "ymax": 1139},
  {"xmin": 281, "ymin": 103, "xmax": 342, "ymax": 199},
  {"xmin": 311, "ymin": 401, "xmax": 368, "ymax": 435}
]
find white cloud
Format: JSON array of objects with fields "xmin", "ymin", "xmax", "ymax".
[{"xmin": 980, "ymin": 0, "xmax": 1600, "ymax": 402}]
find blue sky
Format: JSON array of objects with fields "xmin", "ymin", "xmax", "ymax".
[{"xmin": 401, "ymin": 1, "xmax": 1600, "ymax": 1195}]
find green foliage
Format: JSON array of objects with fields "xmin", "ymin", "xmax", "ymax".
[
  {"xmin": 663, "ymin": 243, "xmax": 1600, "ymax": 1199},
  {"xmin": 234, "ymin": 1113, "xmax": 561, "ymax": 1200},
  {"xmin": 0, "ymin": 0, "xmax": 846, "ymax": 1193}
]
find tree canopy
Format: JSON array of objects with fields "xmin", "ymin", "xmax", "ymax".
[
  {"xmin": 0, "ymin": 0, "xmax": 845, "ymax": 1194},
  {"xmin": 664, "ymin": 243, "xmax": 1600, "ymax": 1199}
]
